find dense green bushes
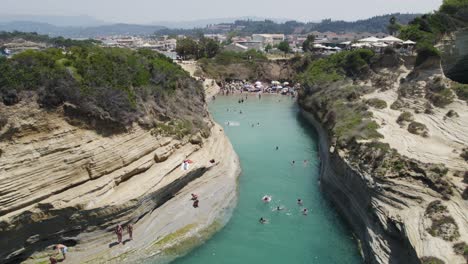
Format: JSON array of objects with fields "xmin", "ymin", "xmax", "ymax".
[
  {"xmin": 298, "ymin": 49, "xmax": 375, "ymax": 86},
  {"xmin": 452, "ymin": 83, "xmax": 468, "ymax": 102},
  {"xmin": 0, "ymin": 47, "xmax": 206, "ymax": 131},
  {"xmin": 398, "ymin": 0, "xmax": 468, "ymax": 68},
  {"xmin": 415, "ymin": 43, "xmax": 441, "ymax": 67}
]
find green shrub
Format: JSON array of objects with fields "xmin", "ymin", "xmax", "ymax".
[
  {"xmin": 427, "ymin": 89, "xmax": 454, "ymax": 107},
  {"xmin": 408, "ymin": 121, "xmax": 428, "ymax": 136},
  {"xmin": 366, "ymin": 98, "xmax": 387, "ymax": 109},
  {"xmin": 415, "ymin": 43, "xmax": 441, "ymax": 67},
  {"xmin": 397, "ymin": 111, "xmax": 414, "ymax": 124},
  {"xmin": 420, "ymin": 256, "xmax": 445, "ymax": 264},
  {"xmin": 452, "ymin": 83, "xmax": 468, "ymax": 102}
]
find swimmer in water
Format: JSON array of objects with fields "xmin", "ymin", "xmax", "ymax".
[
  {"xmin": 303, "ymin": 160, "xmax": 308, "ymax": 166},
  {"xmin": 262, "ymin": 195, "xmax": 271, "ymax": 203},
  {"xmin": 240, "ymin": 110, "xmax": 242, "ymax": 114},
  {"xmin": 303, "ymin": 208, "xmax": 308, "ymax": 215},
  {"xmin": 275, "ymin": 146, "xmax": 279, "ymax": 150},
  {"xmin": 259, "ymin": 217, "xmax": 267, "ymax": 224},
  {"xmin": 291, "ymin": 160, "xmax": 295, "ymax": 165},
  {"xmin": 297, "ymin": 199, "xmax": 303, "ymax": 205},
  {"xmin": 276, "ymin": 206, "xmax": 284, "ymax": 211}
]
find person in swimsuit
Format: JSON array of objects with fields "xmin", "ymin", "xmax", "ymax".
[
  {"xmin": 297, "ymin": 199, "xmax": 303, "ymax": 205},
  {"xmin": 53, "ymin": 244, "xmax": 67, "ymax": 260},
  {"xmin": 259, "ymin": 217, "xmax": 267, "ymax": 224},
  {"xmin": 115, "ymin": 224, "xmax": 123, "ymax": 244},
  {"xmin": 303, "ymin": 208, "xmax": 308, "ymax": 215},
  {"xmin": 127, "ymin": 223, "xmax": 133, "ymax": 240}
]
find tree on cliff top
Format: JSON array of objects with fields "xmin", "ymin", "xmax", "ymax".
[
  {"xmin": 302, "ymin": 35, "xmax": 315, "ymax": 53},
  {"xmin": 277, "ymin": 41, "xmax": 291, "ymax": 55}
]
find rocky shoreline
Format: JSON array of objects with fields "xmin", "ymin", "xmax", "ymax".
[
  {"xmin": 301, "ymin": 110, "xmax": 420, "ymax": 264},
  {"xmin": 0, "ymin": 96, "xmax": 241, "ymax": 264},
  {"xmin": 299, "ymin": 58, "xmax": 467, "ymax": 264}
]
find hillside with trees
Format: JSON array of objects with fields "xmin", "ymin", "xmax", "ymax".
[{"xmin": 0, "ymin": 46, "xmax": 208, "ymax": 134}]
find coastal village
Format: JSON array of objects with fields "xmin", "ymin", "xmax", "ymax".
[{"xmin": 1, "ymin": 29, "xmax": 416, "ymax": 59}]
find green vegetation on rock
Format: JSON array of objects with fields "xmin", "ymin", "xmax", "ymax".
[
  {"xmin": 0, "ymin": 46, "xmax": 207, "ymax": 134},
  {"xmin": 397, "ymin": 111, "xmax": 414, "ymax": 124},
  {"xmin": 399, "ymin": 0, "xmax": 468, "ymax": 68},
  {"xmin": 420, "ymin": 256, "xmax": 445, "ymax": 264},
  {"xmin": 365, "ymin": 98, "xmax": 387, "ymax": 109},
  {"xmin": 297, "ymin": 49, "xmax": 375, "ymax": 87},
  {"xmin": 452, "ymin": 82, "xmax": 468, "ymax": 102},
  {"xmin": 425, "ymin": 200, "xmax": 460, "ymax": 241}
]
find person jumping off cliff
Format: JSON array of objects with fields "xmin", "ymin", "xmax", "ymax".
[{"xmin": 115, "ymin": 224, "xmax": 123, "ymax": 244}]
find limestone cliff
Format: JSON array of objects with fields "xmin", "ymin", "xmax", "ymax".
[
  {"xmin": 0, "ymin": 93, "xmax": 240, "ymax": 263},
  {"xmin": 298, "ymin": 54, "xmax": 467, "ymax": 264}
]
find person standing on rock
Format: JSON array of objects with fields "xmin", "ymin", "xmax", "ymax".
[
  {"xmin": 127, "ymin": 223, "xmax": 133, "ymax": 241},
  {"xmin": 53, "ymin": 244, "xmax": 67, "ymax": 260},
  {"xmin": 115, "ymin": 224, "xmax": 123, "ymax": 244}
]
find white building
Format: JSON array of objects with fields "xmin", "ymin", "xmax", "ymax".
[{"xmin": 252, "ymin": 34, "xmax": 285, "ymax": 46}]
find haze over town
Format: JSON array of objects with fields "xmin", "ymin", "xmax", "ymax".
[{"xmin": 2, "ymin": 0, "xmax": 443, "ymax": 24}]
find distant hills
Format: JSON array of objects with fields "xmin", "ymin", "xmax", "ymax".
[
  {"xmin": 0, "ymin": 14, "xmax": 105, "ymax": 27},
  {"xmin": 0, "ymin": 13, "xmax": 420, "ymax": 38},
  {"xmin": 0, "ymin": 21, "xmax": 166, "ymax": 38}
]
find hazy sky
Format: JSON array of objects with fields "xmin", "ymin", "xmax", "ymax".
[{"xmin": 2, "ymin": 0, "xmax": 443, "ymax": 24}]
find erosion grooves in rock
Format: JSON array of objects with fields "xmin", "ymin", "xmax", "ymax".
[{"xmin": 0, "ymin": 99, "xmax": 240, "ymax": 264}]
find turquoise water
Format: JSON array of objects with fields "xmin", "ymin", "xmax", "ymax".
[{"xmin": 173, "ymin": 95, "xmax": 362, "ymax": 264}]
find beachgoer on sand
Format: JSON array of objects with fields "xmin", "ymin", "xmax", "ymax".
[
  {"xmin": 53, "ymin": 244, "xmax": 67, "ymax": 260},
  {"xmin": 127, "ymin": 223, "xmax": 133, "ymax": 240},
  {"xmin": 115, "ymin": 224, "xmax": 123, "ymax": 244}
]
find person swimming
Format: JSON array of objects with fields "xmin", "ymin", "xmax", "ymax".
[
  {"xmin": 275, "ymin": 146, "xmax": 279, "ymax": 150},
  {"xmin": 291, "ymin": 160, "xmax": 296, "ymax": 165},
  {"xmin": 297, "ymin": 198, "xmax": 303, "ymax": 205},
  {"xmin": 259, "ymin": 217, "xmax": 267, "ymax": 224},
  {"xmin": 262, "ymin": 195, "xmax": 272, "ymax": 203},
  {"xmin": 276, "ymin": 206, "xmax": 284, "ymax": 211},
  {"xmin": 302, "ymin": 208, "xmax": 308, "ymax": 215}
]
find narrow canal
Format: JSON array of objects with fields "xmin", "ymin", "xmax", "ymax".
[{"xmin": 173, "ymin": 95, "xmax": 362, "ymax": 264}]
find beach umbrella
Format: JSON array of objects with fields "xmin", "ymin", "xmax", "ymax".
[
  {"xmin": 403, "ymin": 40, "xmax": 416, "ymax": 45},
  {"xmin": 372, "ymin": 42, "xmax": 388, "ymax": 47},
  {"xmin": 379, "ymin": 36, "xmax": 403, "ymax": 43},
  {"xmin": 358, "ymin": 37, "xmax": 380, "ymax": 43}
]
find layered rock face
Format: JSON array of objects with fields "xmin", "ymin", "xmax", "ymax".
[
  {"xmin": 299, "ymin": 57, "xmax": 467, "ymax": 264},
  {"xmin": 0, "ymin": 96, "xmax": 240, "ymax": 263},
  {"xmin": 441, "ymin": 29, "xmax": 468, "ymax": 84}
]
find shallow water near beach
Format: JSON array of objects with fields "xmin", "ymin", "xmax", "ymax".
[{"xmin": 172, "ymin": 95, "xmax": 362, "ymax": 264}]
